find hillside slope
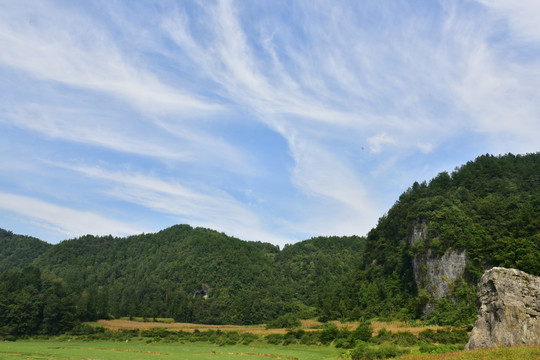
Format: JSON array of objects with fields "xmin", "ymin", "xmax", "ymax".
[
  {"xmin": 343, "ymin": 152, "xmax": 540, "ymax": 324},
  {"xmin": 24, "ymin": 225, "xmax": 364, "ymax": 324},
  {"xmin": 0, "ymin": 229, "xmax": 51, "ymax": 273}
]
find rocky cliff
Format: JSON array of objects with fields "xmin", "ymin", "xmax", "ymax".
[
  {"xmin": 465, "ymin": 267, "xmax": 540, "ymax": 349},
  {"xmin": 410, "ymin": 222, "xmax": 467, "ymax": 314}
]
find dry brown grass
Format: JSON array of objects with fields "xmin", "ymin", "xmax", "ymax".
[
  {"xmin": 97, "ymin": 319, "xmax": 445, "ymax": 337},
  {"xmin": 98, "ymin": 319, "xmax": 288, "ymax": 334},
  {"xmin": 370, "ymin": 321, "xmax": 445, "ymax": 336},
  {"xmin": 302, "ymin": 319, "xmax": 444, "ymax": 336}
]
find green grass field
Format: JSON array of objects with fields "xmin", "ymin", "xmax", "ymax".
[
  {"xmin": 0, "ymin": 340, "xmax": 341, "ymax": 360},
  {"xmin": 401, "ymin": 345, "xmax": 540, "ymax": 360},
  {"xmin": 1, "ymin": 340, "xmax": 539, "ymax": 360}
]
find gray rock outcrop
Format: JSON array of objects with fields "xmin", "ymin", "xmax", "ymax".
[
  {"xmin": 410, "ymin": 222, "xmax": 467, "ymax": 314},
  {"xmin": 465, "ymin": 267, "xmax": 540, "ymax": 350}
]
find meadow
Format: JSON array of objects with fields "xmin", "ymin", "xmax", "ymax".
[
  {"xmin": 0, "ymin": 340, "xmax": 340, "ymax": 360},
  {"xmin": 1, "ymin": 339, "xmax": 539, "ymax": 360},
  {"xmin": 0, "ymin": 315, "xmax": 536, "ymax": 360},
  {"xmin": 401, "ymin": 346, "xmax": 540, "ymax": 360},
  {"xmin": 1, "ymin": 319, "xmax": 539, "ymax": 360}
]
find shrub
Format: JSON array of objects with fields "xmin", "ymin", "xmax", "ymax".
[
  {"xmin": 241, "ymin": 333, "xmax": 258, "ymax": 345},
  {"xmin": 353, "ymin": 321, "xmax": 373, "ymax": 343},
  {"xmin": 348, "ymin": 343, "xmax": 408, "ymax": 360},
  {"xmin": 284, "ymin": 329, "xmax": 307, "ymax": 344},
  {"xmin": 419, "ymin": 343, "xmax": 464, "ymax": 353},
  {"xmin": 141, "ymin": 327, "xmax": 173, "ymax": 338},
  {"xmin": 265, "ymin": 334, "xmax": 284, "ymax": 345},
  {"xmin": 334, "ymin": 336, "xmax": 355, "ymax": 349},
  {"xmin": 266, "ymin": 313, "xmax": 301, "ymax": 329},
  {"xmin": 216, "ymin": 332, "xmax": 239, "ymax": 346},
  {"xmin": 392, "ymin": 331, "xmax": 418, "ymax": 346},
  {"xmin": 418, "ymin": 328, "xmax": 469, "ymax": 344},
  {"xmin": 426, "ymin": 298, "xmax": 476, "ymax": 327},
  {"xmin": 320, "ymin": 323, "xmax": 339, "ymax": 345},
  {"xmin": 372, "ymin": 328, "xmax": 392, "ymax": 344},
  {"xmin": 90, "ymin": 329, "xmax": 138, "ymax": 341},
  {"xmin": 299, "ymin": 331, "xmax": 320, "ymax": 345},
  {"xmin": 419, "ymin": 343, "xmax": 438, "ymax": 353},
  {"xmin": 69, "ymin": 324, "xmax": 105, "ymax": 335},
  {"xmin": 1, "ymin": 335, "xmax": 17, "ymax": 342},
  {"xmin": 370, "ymin": 329, "xmax": 418, "ymax": 346},
  {"xmin": 223, "ymin": 331, "xmax": 240, "ymax": 345},
  {"xmin": 283, "ymin": 331, "xmax": 298, "ymax": 345}
]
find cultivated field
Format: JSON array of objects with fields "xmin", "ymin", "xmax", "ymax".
[{"xmin": 98, "ymin": 319, "xmax": 444, "ymax": 336}]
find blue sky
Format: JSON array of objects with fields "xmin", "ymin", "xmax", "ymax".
[{"xmin": 1, "ymin": 0, "xmax": 539, "ymax": 246}]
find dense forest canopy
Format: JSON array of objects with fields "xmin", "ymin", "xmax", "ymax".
[
  {"xmin": 1, "ymin": 152, "xmax": 539, "ymax": 335},
  {"xmin": 1, "ymin": 224, "xmax": 365, "ymax": 328},
  {"xmin": 0, "ymin": 229, "xmax": 51, "ymax": 273},
  {"xmin": 343, "ymin": 152, "xmax": 540, "ymax": 324}
]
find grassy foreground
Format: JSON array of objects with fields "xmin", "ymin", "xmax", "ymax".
[
  {"xmin": 1, "ymin": 340, "xmax": 540, "ymax": 360},
  {"xmin": 0, "ymin": 340, "xmax": 340, "ymax": 360},
  {"xmin": 401, "ymin": 345, "xmax": 540, "ymax": 360}
]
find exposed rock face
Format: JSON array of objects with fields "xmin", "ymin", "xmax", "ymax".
[
  {"xmin": 466, "ymin": 267, "xmax": 540, "ymax": 350},
  {"xmin": 410, "ymin": 222, "xmax": 467, "ymax": 314},
  {"xmin": 409, "ymin": 221, "xmax": 429, "ymax": 248}
]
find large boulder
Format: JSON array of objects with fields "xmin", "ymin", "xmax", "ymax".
[{"xmin": 465, "ymin": 267, "xmax": 540, "ymax": 349}]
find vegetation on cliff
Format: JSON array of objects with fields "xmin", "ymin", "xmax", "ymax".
[{"xmin": 344, "ymin": 152, "xmax": 540, "ymax": 324}]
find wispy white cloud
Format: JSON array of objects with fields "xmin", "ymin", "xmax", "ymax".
[
  {"xmin": 0, "ymin": 192, "xmax": 141, "ymax": 238},
  {"xmin": 69, "ymin": 165, "xmax": 252, "ymax": 221},
  {"xmin": 453, "ymin": 45, "xmax": 540, "ymax": 151},
  {"xmin": 445, "ymin": 3, "xmax": 540, "ymax": 153},
  {"xmin": 3, "ymin": 104, "xmax": 190, "ymax": 160},
  {"xmin": 60, "ymin": 164, "xmax": 290, "ymax": 244},
  {"xmin": 0, "ymin": 1, "xmax": 259, "ymax": 176},
  {"xmin": 162, "ymin": 2, "xmax": 374, "ymax": 212},
  {"xmin": 287, "ymin": 136, "xmax": 382, "ymax": 236},
  {"xmin": 161, "ymin": 0, "xmax": 540, "ymax": 234},
  {"xmin": 2, "ymin": 103, "xmax": 253, "ymax": 174},
  {"xmin": 475, "ymin": 0, "xmax": 540, "ymax": 43},
  {"xmin": 162, "ymin": 2, "xmax": 360, "ymax": 127},
  {"xmin": 367, "ymin": 133, "xmax": 396, "ymax": 154},
  {"xmin": 0, "ymin": 1, "xmax": 220, "ymax": 115},
  {"xmin": 1, "ymin": 0, "xmax": 538, "ymax": 245}
]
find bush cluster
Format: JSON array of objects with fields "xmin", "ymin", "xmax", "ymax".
[
  {"xmin": 419, "ymin": 343, "xmax": 464, "ymax": 353},
  {"xmin": 348, "ymin": 343, "xmax": 409, "ymax": 360},
  {"xmin": 264, "ymin": 321, "xmax": 373, "ymax": 347},
  {"xmin": 139, "ymin": 328, "xmax": 258, "ymax": 346},
  {"xmin": 418, "ymin": 328, "xmax": 469, "ymax": 344},
  {"xmin": 341, "ymin": 325, "xmax": 470, "ymax": 359},
  {"xmin": 371, "ymin": 329, "xmax": 418, "ymax": 346},
  {"xmin": 265, "ymin": 313, "xmax": 302, "ymax": 329}
]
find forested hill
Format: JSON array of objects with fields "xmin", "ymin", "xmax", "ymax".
[
  {"xmin": 0, "ymin": 224, "xmax": 365, "ymax": 326},
  {"xmin": 0, "ymin": 229, "xmax": 51, "ymax": 273},
  {"xmin": 0, "ymin": 152, "xmax": 539, "ymax": 334},
  {"xmin": 341, "ymin": 152, "xmax": 540, "ymax": 325},
  {"xmin": 362, "ymin": 152, "xmax": 540, "ymax": 277}
]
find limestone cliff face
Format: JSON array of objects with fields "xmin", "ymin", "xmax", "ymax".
[
  {"xmin": 465, "ymin": 267, "xmax": 540, "ymax": 349},
  {"xmin": 410, "ymin": 222, "xmax": 467, "ymax": 314}
]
